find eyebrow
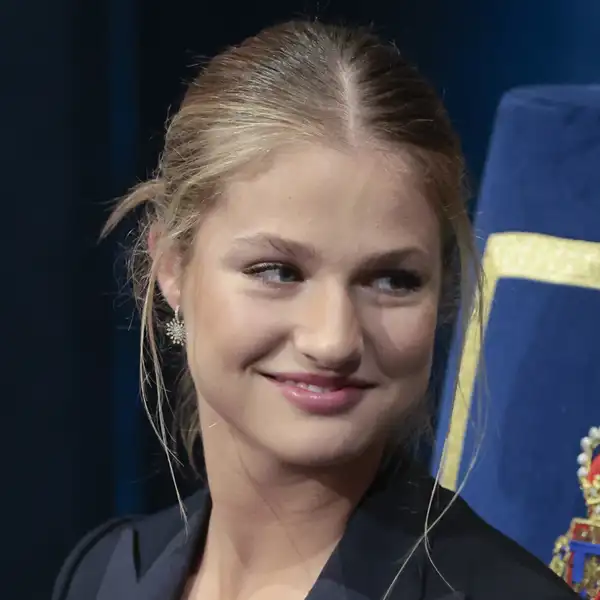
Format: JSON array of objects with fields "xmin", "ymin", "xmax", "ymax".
[
  {"xmin": 359, "ymin": 248, "xmax": 429, "ymax": 271},
  {"xmin": 229, "ymin": 233, "xmax": 430, "ymax": 268},
  {"xmin": 229, "ymin": 234, "xmax": 318, "ymax": 262}
]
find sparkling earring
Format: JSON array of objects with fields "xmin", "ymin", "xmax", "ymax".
[{"xmin": 165, "ymin": 305, "xmax": 186, "ymax": 346}]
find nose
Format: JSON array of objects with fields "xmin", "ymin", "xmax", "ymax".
[{"xmin": 293, "ymin": 283, "xmax": 363, "ymax": 372}]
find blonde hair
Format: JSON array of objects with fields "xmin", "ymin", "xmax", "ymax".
[{"xmin": 104, "ymin": 19, "xmax": 482, "ymax": 595}]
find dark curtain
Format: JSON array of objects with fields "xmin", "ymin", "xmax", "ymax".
[
  {"xmin": 3, "ymin": 1, "xmax": 599, "ymax": 598},
  {"xmin": 2, "ymin": 0, "xmax": 115, "ymax": 598},
  {"xmin": 411, "ymin": 0, "xmax": 600, "ymax": 183}
]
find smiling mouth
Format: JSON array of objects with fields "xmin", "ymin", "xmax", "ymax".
[
  {"xmin": 261, "ymin": 373, "xmax": 374, "ymax": 392},
  {"xmin": 279, "ymin": 380, "xmax": 339, "ymax": 393},
  {"xmin": 258, "ymin": 371, "xmax": 376, "ymax": 415},
  {"xmin": 268, "ymin": 378, "xmax": 343, "ymax": 393},
  {"xmin": 260, "ymin": 373, "xmax": 373, "ymax": 414}
]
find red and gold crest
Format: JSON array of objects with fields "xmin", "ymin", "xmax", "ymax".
[{"xmin": 551, "ymin": 426, "xmax": 600, "ymax": 598}]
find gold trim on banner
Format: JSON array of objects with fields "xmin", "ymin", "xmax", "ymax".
[{"xmin": 441, "ymin": 232, "xmax": 600, "ymax": 491}]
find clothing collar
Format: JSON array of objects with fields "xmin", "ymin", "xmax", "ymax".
[{"xmin": 97, "ymin": 460, "xmax": 464, "ymax": 600}]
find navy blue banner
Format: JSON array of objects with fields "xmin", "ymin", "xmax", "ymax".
[{"xmin": 433, "ymin": 86, "xmax": 600, "ymax": 563}]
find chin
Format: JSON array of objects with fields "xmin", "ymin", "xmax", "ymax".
[{"xmin": 262, "ymin": 424, "xmax": 382, "ymax": 470}]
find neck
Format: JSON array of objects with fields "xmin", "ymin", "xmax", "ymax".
[{"xmin": 194, "ymin": 414, "xmax": 383, "ymax": 598}]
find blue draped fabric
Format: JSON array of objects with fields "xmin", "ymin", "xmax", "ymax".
[
  {"xmin": 432, "ymin": 85, "xmax": 600, "ymax": 563},
  {"xmin": 108, "ymin": 0, "xmax": 144, "ymax": 517}
]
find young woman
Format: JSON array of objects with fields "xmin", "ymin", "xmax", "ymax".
[{"xmin": 53, "ymin": 20, "xmax": 577, "ymax": 600}]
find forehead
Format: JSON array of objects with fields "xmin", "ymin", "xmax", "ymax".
[{"xmin": 201, "ymin": 144, "xmax": 439, "ymax": 255}]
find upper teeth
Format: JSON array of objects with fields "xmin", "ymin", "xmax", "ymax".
[{"xmin": 284, "ymin": 380, "xmax": 333, "ymax": 392}]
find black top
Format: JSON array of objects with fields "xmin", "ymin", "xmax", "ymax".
[{"xmin": 52, "ymin": 460, "xmax": 577, "ymax": 600}]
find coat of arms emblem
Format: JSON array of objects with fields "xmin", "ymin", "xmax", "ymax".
[{"xmin": 551, "ymin": 426, "xmax": 600, "ymax": 598}]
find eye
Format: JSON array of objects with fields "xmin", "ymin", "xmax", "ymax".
[
  {"xmin": 368, "ymin": 269, "xmax": 423, "ymax": 295},
  {"xmin": 243, "ymin": 262, "xmax": 303, "ymax": 285}
]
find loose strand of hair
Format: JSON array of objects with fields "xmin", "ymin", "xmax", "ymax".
[
  {"xmin": 382, "ymin": 220, "xmax": 487, "ymax": 600},
  {"xmin": 139, "ymin": 266, "xmax": 189, "ymax": 530}
]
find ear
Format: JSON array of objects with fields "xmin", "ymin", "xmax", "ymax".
[{"xmin": 148, "ymin": 225, "xmax": 182, "ymax": 312}]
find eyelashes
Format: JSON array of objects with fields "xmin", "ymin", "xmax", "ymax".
[
  {"xmin": 242, "ymin": 262, "xmax": 424, "ymax": 296},
  {"xmin": 243, "ymin": 262, "xmax": 303, "ymax": 284},
  {"xmin": 366, "ymin": 269, "xmax": 423, "ymax": 294}
]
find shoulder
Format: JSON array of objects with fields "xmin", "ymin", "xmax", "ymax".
[
  {"xmin": 428, "ymin": 486, "xmax": 578, "ymax": 600},
  {"xmin": 52, "ymin": 490, "xmax": 207, "ymax": 600},
  {"xmin": 51, "ymin": 517, "xmax": 134, "ymax": 600}
]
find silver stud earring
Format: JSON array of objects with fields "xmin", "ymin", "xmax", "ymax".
[{"xmin": 165, "ymin": 305, "xmax": 186, "ymax": 346}]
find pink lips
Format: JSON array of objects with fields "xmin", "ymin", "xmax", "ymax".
[{"xmin": 263, "ymin": 372, "xmax": 374, "ymax": 415}]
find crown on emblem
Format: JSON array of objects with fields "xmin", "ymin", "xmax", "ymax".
[{"xmin": 578, "ymin": 426, "xmax": 600, "ymax": 523}]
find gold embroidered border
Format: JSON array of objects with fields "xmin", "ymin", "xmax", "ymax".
[{"xmin": 441, "ymin": 232, "xmax": 600, "ymax": 490}]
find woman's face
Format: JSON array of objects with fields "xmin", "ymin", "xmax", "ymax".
[{"xmin": 173, "ymin": 144, "xmax": 441, "ymax": 467}]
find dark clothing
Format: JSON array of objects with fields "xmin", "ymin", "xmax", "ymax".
[{"xmin": 52, "ymin": 460, "xmax": 577, "ymax": 600}]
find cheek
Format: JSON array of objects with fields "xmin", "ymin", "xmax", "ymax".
[
  {"xmin": 183, "ymin": 271, "xmax": 286, "ymax": 373},
  {"xmin": 368, "ymin": 302, "xmax": 438, "ymax": 379}
]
